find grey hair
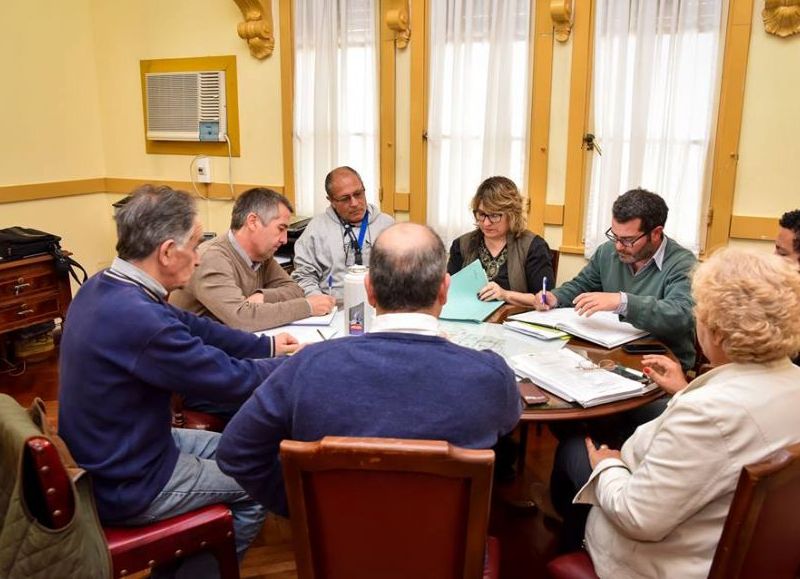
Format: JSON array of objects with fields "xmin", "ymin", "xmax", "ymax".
[
  {"xmin": 369, "ymin": 225, "xmax": 446, "ymax": 311},
  {"xmin": 324, "ymin": 166, "xmax": 364, "ymax": 198},
  {"xmin": 230, "ymin": 187, "xmax": 294, "ymax": 230},
  {"xmin": 115, "ymin": 185, "xmax": 197, "ymax": 261}
]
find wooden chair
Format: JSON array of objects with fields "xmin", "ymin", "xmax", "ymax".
[
  {"xmin": 546, "ymin": 442, "xmax": 800, "ymax": 579},
  {"xmin": 549, "ymin": 248, "xmax": 560, "ymax": 281},
  {"xmin": 280, "ymin": 436, "xmax": 500, "ymax": 579},
  {"xmin": 25, "ymin": 436, "xmax": 240, "ymax": 578},
  {"xmin": 171, "ymin": 393, "xmax": 228, "ymax": 432}
]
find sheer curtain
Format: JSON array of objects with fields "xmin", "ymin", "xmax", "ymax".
[
  {"xmin": 427, "ymin": 0, "xmax": 531, "ymax": 244},
  {"xmin": 293, "ymin": 0, "xmax": 379, "ymax": 216},
  {"xmin": 584, "ymin": 0, "xmax": 723, "ymax": 256}
]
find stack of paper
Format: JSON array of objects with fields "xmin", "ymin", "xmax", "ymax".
[
  {"xmin": 503, "ymin": 320, "xmax": 568, "ymax": 341},
  {"xmin": 510, "ymin": 349, "xmax": 651, "ymax": 407},
  {"xmin": 256, "ymin": 310, "xmax": 344, "ymax": 344},
  {"xmin": 291, "ymin": 307, "xmax": 338, "ymax": 326},
  {"xmin": 507, "ymin": 309, "xmax": 648, "ymax": 348},
  {"xmin": 440, "ymin": 260, "xmax": 504, "ymax": 322}
]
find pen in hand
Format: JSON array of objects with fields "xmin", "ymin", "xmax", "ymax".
[
  {"xmin": 324, "ymin": 274, "xmax": 334, "ymax": 295},
  {"xmin": 541, "ymin": 277, "xmax": 548, "ymax": 305}
]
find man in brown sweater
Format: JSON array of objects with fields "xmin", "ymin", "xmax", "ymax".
[{"xmin": 170, "ymin": 188, "xmax": 335, "ymax": 332}]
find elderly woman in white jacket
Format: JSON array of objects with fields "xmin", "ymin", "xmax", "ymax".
[{"xmin": 575, "ymin": 248, "xmax": 800, "ymax": 579}]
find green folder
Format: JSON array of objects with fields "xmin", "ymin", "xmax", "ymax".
[{"xmin": 440, "ymin": 260, "xmax": 505, "ymax": 322}]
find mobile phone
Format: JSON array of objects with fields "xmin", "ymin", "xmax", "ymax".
[{"xmin": 622, "ymin": 343, "xmax": 668, "ymax": 355}]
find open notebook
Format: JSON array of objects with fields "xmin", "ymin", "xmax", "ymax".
[
  {"xmin": 511, "ymin": 349, "xmax": 656, "ymax": 407},
  {"xmin": 507, "ymin": 309, "xmax": 648, "ymax": 349}
]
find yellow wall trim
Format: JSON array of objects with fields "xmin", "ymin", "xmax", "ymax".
[
  {"xmin": 105, "ymin": 178, "xmax": 283, "ymax": 199},
  {"xmin": 394, "ymin": 191, "xmax": 410, "ymax": 212},
  {"xmin": 729, "ymin": 215, "xmax": 779, "ymax": 240},
  {"xmin": 544, "ymin": 204, "xmax": 564, "ymax": 225},
  {"xmin": 527, "ymin": 0, "xmax": 555, "ymax": 235},
  {"xmin": 0, "ymin": 179, "xmax": 107, "ymax": 204},
  {"xmin": 140, "ymin": 56, "xmax": 241, "ymax": 158},
  {"xmin": 0, "ymin": 178, "xmax": 284, "ymax": 204},
  {"xmin": 704, "ymin": 0, "xmax": 753, "ymax": 254},
  {"xmin": 278, "ymin": 0, "xmax": 296, "ymax": 205}
]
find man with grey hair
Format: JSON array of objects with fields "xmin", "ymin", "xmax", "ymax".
[
  {"xmin": 216, "ymin": 223, "xmax": 522, "ymax": 515},
  {"xmin": 59, "ymin": 185, "xmax": 298, "ymax": 578},
  {"xmin": 171, "ymin": 187, "xmax": 335, "ymax": 330},
  {"xmin": 291, "ymin": 166, "xmax": 394, "ymax": 299}
]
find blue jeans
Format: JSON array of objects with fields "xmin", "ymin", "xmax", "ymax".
[{"xmin": 121, "ymin": 428, "xmax": 266, "ymax": 578}]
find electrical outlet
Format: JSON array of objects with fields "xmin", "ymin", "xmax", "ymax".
[{"xmin": 196, "ymin": 156, "xmax": 212, "ymax": 183}]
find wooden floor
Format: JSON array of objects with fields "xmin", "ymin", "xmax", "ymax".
[{"xmin": 1, "ymin": 350, "xmax": 562, "ymax": 579}]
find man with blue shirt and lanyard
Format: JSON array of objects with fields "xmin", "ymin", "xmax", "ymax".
[
  {"xmin": 59, "ymin": 185, "xmax": 298, "ymax": 578},
  {"xmin": 292, "ymin": 166, "xmax": 394, "ymax": 300}
]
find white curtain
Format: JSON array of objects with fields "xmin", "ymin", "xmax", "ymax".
[
  {"xmin": 584, "ymin": 0, "xmax": 723, "ymax": 256},
  {"xmin": 293, "ymin": 0, "xmax": 379, "ymax": 216},
  {"xmin": 427, "ymin": 0, "xmax": 531, "ymax": 244}
]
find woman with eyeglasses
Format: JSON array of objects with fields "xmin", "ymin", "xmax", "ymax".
[{"xmin": 447, "ymin": 176, "xmax": 554, "ymax": 306}]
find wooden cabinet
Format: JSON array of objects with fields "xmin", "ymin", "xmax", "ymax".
[{"xmin": 0, "ymin": 254, "xmax": 73, "ymax": 335}]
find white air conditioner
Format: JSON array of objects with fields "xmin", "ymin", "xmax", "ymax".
[{"xmin": 145, "ymin": 71, "xmax": 227, "ymax": 142}]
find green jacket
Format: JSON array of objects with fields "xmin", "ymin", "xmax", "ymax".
[
  {"xmin": 552, "ymin": 238, "xmax": 696, "ymax": 369},
  {"xmin": 0, "ymin": 395, "xmax": 111, "ymax": 578}
]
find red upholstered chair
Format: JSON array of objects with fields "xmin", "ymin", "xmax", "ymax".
[
  {"xmin": 171, "ymin": 393, "xmax": 228, "ymax": 432},
  {"xmin": 280, "ymin": 436, "xmax": 500, "ymax": 579},
  {"xmin": 25, "ymin": 436, "xmax": 240, "ymax": 579},
  {"xmin": 546, "ymin": 442, "xmax": 800, "ymax": 579}
]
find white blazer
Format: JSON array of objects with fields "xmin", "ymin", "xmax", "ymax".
[{"xmin": 576, "ymin": 358, "xmax": 800, "ymax": 579}]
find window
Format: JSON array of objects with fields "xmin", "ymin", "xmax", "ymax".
[
  {"xmin": 293, "ymin": 0, "xmax": 379, "ymax": 216},
  {"xmin": 426, "ymin": 0, "xmax": 532, "ymax": 243},
  {"xmin": 584, "ymin": 0, "xmax": 723, "ymax": 255}
]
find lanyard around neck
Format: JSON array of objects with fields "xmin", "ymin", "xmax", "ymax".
[{"xmin": 342, "ymin": 210, "xmax": 370, "ymax": 251}]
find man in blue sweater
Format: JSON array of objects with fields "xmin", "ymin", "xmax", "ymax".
[
  {"xmin": 217, "ymin": 222, "xmax": 522, "ymax": 515},
  {"xmin": 59, "ymin": 185, "xmax": 298, "ymax": 577}
]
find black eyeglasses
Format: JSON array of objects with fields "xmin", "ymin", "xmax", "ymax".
[
  {"xmin": 473, "ymin": 210, "xmax": 503, "ymax": 224},
  {"xmin": 330, "ymin": 189, "xmax": 366, "ymax": 204},
  {"xmin": 605, "ymin": 227, "xmax": 648, "ymax": 248}
]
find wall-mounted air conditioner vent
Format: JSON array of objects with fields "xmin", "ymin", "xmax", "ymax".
[{"xmin": 145, "ymin": 71, "xmax": 227, "ymax": 142}]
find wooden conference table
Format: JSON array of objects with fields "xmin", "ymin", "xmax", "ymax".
[
  {"xmin": 486, "ymin": 304, "xmax": 671, "ymax": 422},
  {"xmin": 485, "ymin": 306, "xmax": 674, "ymax": 506}
]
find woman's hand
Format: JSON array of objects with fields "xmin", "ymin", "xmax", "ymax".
[
  {"xmin": 585, "ymin": 437, "xmax": 621, "ymax": 469},
  {"xmin": 642, "ymin": 354, "xmax": 688, "ymax": 395},
  {"xmin": 477, "ymin": 282, "xmax": 507, "ymax": 302},
  {"xmin": 274, "ymin": 332, "xmax": 301, "ymax": 355}
]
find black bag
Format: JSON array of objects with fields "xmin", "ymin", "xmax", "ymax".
[{"xmin": 0, "ymin": 226, "xmax": 88, "ymax": 285}]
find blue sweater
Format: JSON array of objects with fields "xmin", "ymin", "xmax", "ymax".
[
  {"xmin": 58, "ymin": 271, "xmax": 284, "ymax": 522},
  {"xmin": 217, "ymin": 332, "xmax": 523, "ymax": 515}
]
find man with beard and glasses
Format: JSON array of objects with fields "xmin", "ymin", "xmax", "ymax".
[
  {"xmin": 534, "ymin": 188, "xmax": 696, "ymax": 370},
  {"xmin": 537, "ymin": 189, "xmax": 697, "ymax": 552}
]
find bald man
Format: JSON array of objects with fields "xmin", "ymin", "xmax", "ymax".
[{"xmin": 217, "ymin": 223, "xmax": 522, "ymax": 514}]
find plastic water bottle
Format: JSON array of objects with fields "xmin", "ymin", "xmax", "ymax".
[{"xmin": 343, "ymin": 265, "xmax": 374, "ymax": 335}]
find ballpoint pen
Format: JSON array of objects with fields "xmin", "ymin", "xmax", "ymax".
[
  {"xmin": 316, "ymin": 329, "xmax": 328, "ymax": 341},
  {"xmin": 541, "ymin": 277, "xmax": 548, "ymax": 305},
  {"xmin": 325, "ymin": 274, "xmax": 334, "ymax": 295}
]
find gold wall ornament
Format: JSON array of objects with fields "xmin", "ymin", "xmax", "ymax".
[
  {"xmin": 763, "ymin": 0, "xmax": 800, "ymax": 37},
  {"xmin": 233, "ymin": 0, "xmax": 274, "ymax": 59},
  {"xmin": 551, "ymin": 0, "xmax": 573, "ymax": 43},
  {"xmin": 386, "ymin": 0, "xmax": 411, "ymax": 49}
]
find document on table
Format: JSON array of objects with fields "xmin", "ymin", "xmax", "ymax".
[
  {"xmin": 507, "ymin": 309, "xmax": 648, "ymax": 349},
  {"xmin": 440, "ymin": 260, "xmax": 505, "ymax": 322},
  {"xmin": 510, "ymin": 349, "xmax": 650, "ymax": 407},
  {"xmin": 290, "ymin": 307, "xmax": 338, "ymax": 326},
  {"xmin": 256, "ymin": 310, "xmax": 345, "ymax": 344},
  {"xmin": 439, "ymin": 319, "xmax": 567, "ymax": 366}
]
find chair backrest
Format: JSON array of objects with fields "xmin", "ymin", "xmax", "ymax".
[
  {"xmin": 549, "ymin": 248, "xmax": 560, "ymax": 281},
  {"xmin": 280, "ymin": 437, "xmax": 495, "ymax": 579},
  {"xmin": 708, "ymin": 442, "xmax": 800, "ymax": 579},
  {"xmin": 24, "ymin": 436, "xmax": 76, "ymax": 529}
]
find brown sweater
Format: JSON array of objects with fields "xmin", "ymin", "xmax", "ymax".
[{"xmin": 170, "ymin": 234, "xmax": 311, "ymax": 331}]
